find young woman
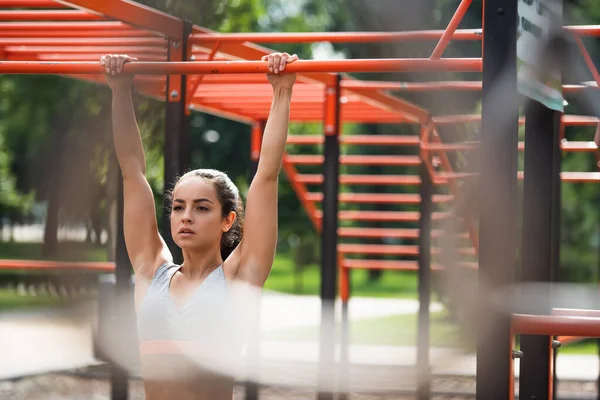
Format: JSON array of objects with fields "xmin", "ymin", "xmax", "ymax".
[{"xmin": 101, "ymin": 51, "xmax": 298, "ymax": 399}]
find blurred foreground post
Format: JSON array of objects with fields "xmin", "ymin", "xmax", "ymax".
[{"xmin": 476, "ymin": 1, "xmax": 519, "ymax": 399}]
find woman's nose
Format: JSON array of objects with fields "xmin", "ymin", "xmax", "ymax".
[{"xmin": 182, "ymin": 209, "xmax": 193, "ymax": 222}]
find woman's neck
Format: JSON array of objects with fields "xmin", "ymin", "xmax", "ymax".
[{"xmin": 180, "ymin": 247, "xmax": 223, "ymax": 280}]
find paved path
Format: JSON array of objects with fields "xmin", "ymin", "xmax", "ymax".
[{"xmin": 0, "ymin": 293, "xmax": 598, "ymax": 383}]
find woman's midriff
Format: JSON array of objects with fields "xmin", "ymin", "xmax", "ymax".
[{"xmin": 140, "ymin": 354, "xmax": 236, "ymax": 400}]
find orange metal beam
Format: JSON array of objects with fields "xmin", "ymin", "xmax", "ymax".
[
  {"xmin": 430, "ymin": 0, "xmax": 473, "ymax": 59},
  {"xmin": 0, "ymin": 29, "xmax": 154, "ymax": 38},
  {"xmin": 552, "ymin": 308, "xmax": 600, "ymax": 318},
  {"xmin": 512, "ymin": 314, "xmax": 600, "ymax": 337},
  {"xmin": 3, "ymin": 46, "xmax": 166, "ymax": 56},
  {"xmin": 0, "ymin": 10, "xmax": 101, "ymax": 20},
  {"xmin": 0, "ymin": 0, "xmax": 67, "ymax": 6},
  {"xmin": 0, "ymin": 37, "xmax": 165, "ymax": 46},
  {"xmin": 55, "ymin": 0, "xmax": 182, "ymax": 38},
  {"xmin": 37, "ymin": 53, "xmax": 166, "ymax": 61},
  {"xmin": 565, "ymin": 25, "xmax": 600, "ymax": 36},
  {"xmin": 286, "ymin": 135, "xmax": 420, "ymax": 146},
  {"xmin": 286, "ymin": 154, "xmax": 420, "ymax": 166},
  {"xmin": 0, "ymin": 58, "xmax": 483, "ymax": 74},
  {"xmin": 189, "ymin": 29, "xmax": 482, "ymax": 44},
  {"xmin": 305, "ymin": 192, "xmax": 453, "ymax": 204},
  {"xmin": 0, "ymin": 22, "xmax": 133, "ymax": 31},
  {"xmin": 0, "ymin": 259, "xmax": 114, "ymax": 272},
  {"xmin": 314, "ymin": 210, "xmax": 449, "ymax": 222}
]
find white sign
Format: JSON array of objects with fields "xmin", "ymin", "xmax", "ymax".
[{"xmin": 517, "ymin": 0, "xmax": 564, "ymax": 111}]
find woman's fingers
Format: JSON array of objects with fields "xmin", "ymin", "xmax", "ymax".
[
  {"xmin": 272, "ymin": 53, "xmax": 282, "ymax": 74},
  {"xmin": 100, "ymin": 54, "xmax": 137, "ymax": 75}
]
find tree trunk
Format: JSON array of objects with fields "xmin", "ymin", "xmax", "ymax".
[
  {"xmin": 42, "ymin": 115, "xmax": 69, "ymax": 257},
  {"xmin": 42, "ymin": 183, "xmax": 60, "ymax": 256}
]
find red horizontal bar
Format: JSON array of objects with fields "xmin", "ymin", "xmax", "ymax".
[
  {"xmin": 296, "ymin": 174, "xmax": 421, "ymax": 185},
  {"xmin": 564, "ymin": 25, "xmax": 600, "ymax": 36},
  {"xmin": 556, "ymin": 336, "xmax": 583, "ymax": 345},
  {"xmin": 0, "ymin": 10, "xmax": 102, "ymax": 21},
  {"xmin": 558, "ymin": 172, "xmax": 600, "ymax": 182},
  {"xmin": 0, "ymin": 0, "xmax": 66, "ymax": 6},
  {"xmin": 0, "ymin": 259, "xmax": 115, "ymax": 272},
  {"xmin": 342, "ymin": 259, "xmax": 478, "ymax": 270},
  {"xmin": 304, "ymin": 192, "xmax": 453, "ymax": 204},
  {"xmin": 0, "ymin": 29, "xmax": 153, "ymax": 38},
  {"xmin": 315, "ymin": 210, "xmax": 449, "ymax": 221},
  {"xmin": 338, "ymin": 227, "xmax": 466, "ymax": 239},
  {"xmin": 286, "ymin": 135, "xmax": 420, "ymax": 146},
  {"xmin": 339, "ymin": 244, "xmax": 419, "ymax": 255},
  {"xmin": 0, "ymin": 22, "xmax": 131, "ymax": 31},
  {"xmin": 3, "ymin": 46, "xmax": 166, "ymax": 55},
  {"xmin": 286, "ymin": 154, "xmax": 420, "ymax": 166},
  {"xmin": 343, "ymin": 259, "xmax": 422, "ymax": 271},
  {"xmin": 423, "ymin": 141, "xmax": 479, "ymax": 151},
  {"xmin": 0, "ymin": 37, "xmax": 165, "ymax": 46},
  {"xmin": 512, "ymin": 314, "xmax": 600, "ymax": 337},
  {"xmin": 338, "ymin": 243, "xmax": 474, "ymax": 255},
  {"xmin": 37, "ymin": 53, "xmax": 166, "ymax": 61},
  {"xmin": 0, "ymin": 58, "xmax": 483, "ymax": 74},
  {"xmin": 190, "ymin": 29, "xmax": 481, "ymax": 44},
  {"xmin": 426, "ymin": 140, "xmax": 598, "ymax": 152},
  {"xmin": 339, "ymin": 227, "xmax": 419, "ymax": 238},
  {"xmin": 552, "ymin": 308, "xmax": 600, "ymax": 318}
]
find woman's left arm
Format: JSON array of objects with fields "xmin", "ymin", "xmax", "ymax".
[{"xmin": 235, "ymin": 52, "xmax": 298, "ymax": 286}]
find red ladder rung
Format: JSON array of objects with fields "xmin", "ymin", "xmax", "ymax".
[
  {"xmin": 286, "ymin": 154, "xmax": 420, "ymax": 166},
  {"xmin": 297, "ymin": 174, "xmax": 422, "ymax": 185},
  {"xmin": 315, "ymin": 210, "xmax": 450, "ymax": 221},
  {"xmin": 305, "ymin": 192, "xmax": 454, "ymax": 203},
  {"xmin": 286, "ymin": 135, "xmax": 420, "ymax": 145}
]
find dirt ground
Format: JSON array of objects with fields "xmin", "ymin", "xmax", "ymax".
[{"xmin": 0, "ymin": 371, "xmax": 597, "ymax": 400}]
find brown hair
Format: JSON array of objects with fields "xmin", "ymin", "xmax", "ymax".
[{"xmin": 168, "ymin": 169, "xmax": 244, "ymax": 260}]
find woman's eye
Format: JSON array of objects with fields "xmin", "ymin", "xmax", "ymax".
[
  {"xmin": 197, "ymin": 206, "xmax": 208, "ymax": 211},
  {"xmin": 173, "ymin": 206, "xmax": 182, "ymax": 211}
]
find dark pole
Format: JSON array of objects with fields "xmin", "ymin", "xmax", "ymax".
[
  {"xmin": 519, "ymin": 101, "xmax": 561, "ymax": 400},
  {"xmin": 245, "ymin": 119, "xmax": 264, "ymax": 400},
  {"xmin": 417, "ymin": 149, "xmax": 433, "ymax": 400},
  {"xmin": 162, "ymin": 21, "xmax": 192, "ymax": 265},
  {"xmin": 318, "ymin": 73, "xmax": 341, "ymax": 400},
  {"xmin": 476, "ymin": 1, "xmax": 519, "ymax": 399},
  {"xmin": 111, "ymin": 168, "xmax": 130, "ymax": 400}
]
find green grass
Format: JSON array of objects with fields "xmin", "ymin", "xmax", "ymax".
[
  {"xmin": 264, "ymin": 253, "xmax": 418, "ymax": 299},
  {"xmin": 0, "ymin": 241, "xmax": 108, "ymax": 263},
  {"xmin": 264, "ymin": 310, "xmax": 468, "ymax": 349},
  {"xmin": 0, "ymin": 289, "xmax": 69, "ymax": 312}
]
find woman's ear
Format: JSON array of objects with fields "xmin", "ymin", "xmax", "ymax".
[{"xmin": 223, "ymin": 211, "xmax": 237, "ymax": 232}]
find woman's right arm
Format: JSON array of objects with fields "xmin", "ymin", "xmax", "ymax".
[{"xmin": 103, "ymin": 55, "xmax": 172, "ymax": 278}]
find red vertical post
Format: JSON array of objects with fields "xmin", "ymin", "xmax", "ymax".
[{"xmin": 249, "ymin": 120, "xmax": 265, "ymax": 181}]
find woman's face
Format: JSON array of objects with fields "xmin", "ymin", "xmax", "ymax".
[{"xmin": 170, "ymin": 176, "xmax": 233, "ymax": 251}]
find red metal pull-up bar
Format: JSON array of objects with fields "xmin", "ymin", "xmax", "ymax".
[
  {"xmin": 189, "ymin": 29, "xmax": 482, "ymax": 44},
  {"xmin": 0, "ymin": 58, "xmax": 482, "ymax": 74}
]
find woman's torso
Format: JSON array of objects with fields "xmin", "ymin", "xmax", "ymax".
[{"xmin": 135, "ymin": 261, "xmax": 243, "ymax": 400}]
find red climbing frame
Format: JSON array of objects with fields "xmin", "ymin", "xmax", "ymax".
[{"xmin": 1, "ymin": 1, "xmax": 600, "ymax": 399}]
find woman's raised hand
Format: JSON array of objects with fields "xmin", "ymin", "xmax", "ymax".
[
  {"xmin": 100, "ymin": 54, "xmax": 138, "ymax": 89},
  {"xmin": 261, "ymin": 52, "xmax": 298, "ymax": 90}
]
